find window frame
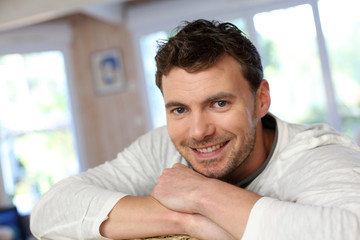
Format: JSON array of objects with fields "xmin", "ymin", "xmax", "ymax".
[
  {"xmin": 129, "ymin": 0, "xmax": 342, "ymax": 131},
  {"xmin": 0, "ymin": 22, "xmax": 83, "ymax": 211}
]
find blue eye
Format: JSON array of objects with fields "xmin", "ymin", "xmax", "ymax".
[
  {"xmin": 214, "ymin": 101, "xmax": 227, "ymax": 108},
  {"xmin": 173, "ymin": 107, "xmax": 186, "ymax": 114}
]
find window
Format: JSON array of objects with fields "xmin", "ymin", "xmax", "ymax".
[
  {"xmin": 140, "ymin": 31, "xmax": 168, "ymax": 128},
  {"xmin": 251, "ymin": 1, "xmax": 360, "ymax": 140},
  {"xmin": 232, "ymin": 18, "xmax": 247, "ymax": 34},
  {"xmin": 318, "ymin": 0, "xmax": 360, "ymax": 138},
  {"xmin": 139, "ymin": 0, "xmax": 360, "ymax": 143},
  {"xmin": 253, "ymin": 4, "xmax": 327, "ymax": 125},
  {"xmin": 0, "ymin": 51, "xmax": 79, "ymax": 215}
]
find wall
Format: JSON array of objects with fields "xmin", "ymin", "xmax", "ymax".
[
  {"xmin": 66, "ymin": 14, "xmax": 149, "ymax": 169},
  {"xmin": 0, "ymin": 0, "xmax": 125, "ymax": 32}
]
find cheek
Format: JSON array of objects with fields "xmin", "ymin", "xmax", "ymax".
[
  {"xmin": 214, "ymin": 109, "xmax": 252, "ymax": 132},
  {"xmin": 167, "ymin": 119, "xmax": 187, "ymax": 145}
]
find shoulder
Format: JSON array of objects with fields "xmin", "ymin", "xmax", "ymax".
[
  {"xmin": 133, "ymin": 125, "xmax": 172, "ymax": 148},
  {"xmin": 123, "ymin": 125, "xmax": 182, "ymax": 164},
  {"xmin": 254, "ymin": 115, "xmax": 360, "ymax": 201},
  {"xmin": 268, "ymin": 114, "xmax": 360, "ymax": 180},
  {"xmin": 273, "ymin": 115, "xmax": 360, "ymax": 156}
]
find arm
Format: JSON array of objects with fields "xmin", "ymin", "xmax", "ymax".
[
  {"xmin": 30, "ymin": 128, "xmax": 173, "ymax": 239},
  {"xmin": 242, "ymin": 144, "xmax": 360, "ymax": 240},
  {"xmin": 100, "ymin": 196, "xmax": 235, "ymax": 240},
  {"xmin": 30, "ymin": 127, "xmax": 233, "ymax": 240},
  {"xmin": 242, "ymin": 197, "xmax": 360, "ymax": 240},
  {"xmin": 30, "ymin": 174, "xmax": 233, "ymax": 240},
  {"xmin": 100, "ymin": 196, "xmax": 186, "ymax": 239},
  {"xmin": 30, "ymin": 174, "xmax": 125, "ymax": 240},
  {"xmin": 151, "ymin": 163, "xmax": 261, "ymax": 239},
  {"xmin": 152, "ymin": 162, "xmax": 360, "ymax": 240}
]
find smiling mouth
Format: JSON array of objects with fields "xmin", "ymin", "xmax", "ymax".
[{"xmin": 194, "ymin": 141, "xmax": 229, "ymax": 153}]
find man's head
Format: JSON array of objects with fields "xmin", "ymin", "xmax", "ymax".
[
  {"xmin": 155, "ymin": 19, "xmax": 263, "ymax": 94},
  {"xmin": 155, "ymin": 19, "xmax": 271, "ymax": 183}
]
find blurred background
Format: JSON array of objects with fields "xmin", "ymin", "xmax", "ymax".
[{"xmin": 0, "ymin": 0, "xmax": 359, "ymax": 238}]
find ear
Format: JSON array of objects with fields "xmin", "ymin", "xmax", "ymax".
[{"xmin": 255, "ymin": 79, "xmax": 271, "ymax": 118}]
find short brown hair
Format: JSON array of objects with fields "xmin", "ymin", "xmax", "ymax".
[{"xmin": 155, "ymin": 19, "xmax": 263, "ymax": 93}]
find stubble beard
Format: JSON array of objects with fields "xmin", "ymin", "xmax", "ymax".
[{"xmin": 176, "ymin": 123, "xmax": 257, "ymax": 180}]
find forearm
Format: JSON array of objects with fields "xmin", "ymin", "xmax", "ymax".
[
  {"xmin": 100, "ymin": 196, "xmax": 186, "ymax": 239},
  {"xmin": 195, "ymin": 178, "xmax": 262, "ymax": 239},
  {"xmin": 30, "ymin": 177, "xmax": 124, "ymax": 239},
  {"xmin": 151, "ymin": 164, "xmax": 261, "ymax": 239},
  {"xmin": 243, "ymin": 197, "xmax": 360, "ymax": 240},
  {"xmin": 197, "ymin": 182, "xmax": 360, "ymax": 240},
  {"xmin": 100, "ymin": 195, "xmax": 235, "ymax": 240}
]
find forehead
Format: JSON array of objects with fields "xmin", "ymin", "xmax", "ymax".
[{"xmin": 162, "ymin": 55, "xmax": 251, "ymax": 102}]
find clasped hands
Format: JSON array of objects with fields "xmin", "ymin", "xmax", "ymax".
[{"xmin": 151, "ymin": 163, "xmax": 236, "ymax": 240}]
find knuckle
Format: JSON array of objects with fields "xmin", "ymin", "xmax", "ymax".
[{"xmin": 173, "ymin": 163, "xmax": 184, "ymax": 169}]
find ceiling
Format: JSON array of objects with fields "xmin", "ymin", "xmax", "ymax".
[{"xmin": 0, "ymin": 0, "xmax": 165, "ymax": 32}]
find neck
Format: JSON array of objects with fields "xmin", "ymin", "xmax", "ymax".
[{"xmin": 224, "ymin": 120, "xmax": 275, "ymax": 185}]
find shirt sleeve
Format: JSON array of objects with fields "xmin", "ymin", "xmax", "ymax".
[
  {"xmin": 242, "ymin": 143, "xmax": 360, "ymax": 240},
  {"xmin": 242, "ymin": 196, "xmax": 360, "ymax": 240},
  {"xmin": 30, "ymin": 127, "xmax": 182, "ymax": 240}
]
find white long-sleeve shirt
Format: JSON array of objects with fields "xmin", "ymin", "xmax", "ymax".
[{"xmin": 30, "ymin": 115, "xmax": 360, "ymax": 239}]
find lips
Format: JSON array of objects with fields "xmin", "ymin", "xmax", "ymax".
[{"xmin": 194, "ymin": 141, "xmax": 229, "ymax": 153}]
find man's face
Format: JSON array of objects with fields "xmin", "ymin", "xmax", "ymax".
[{"xmin": 163, "ymin": 54, "xmax": 263, "ymax": 180}]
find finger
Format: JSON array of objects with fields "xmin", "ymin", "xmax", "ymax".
[{"xmin": 172, "ymin": 163, "xmax": 187, "ymax": 169}]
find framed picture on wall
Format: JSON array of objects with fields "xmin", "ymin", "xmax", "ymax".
[{"xmin": 91, "ymin": 48, "xmax": 126, "ymax": 95}]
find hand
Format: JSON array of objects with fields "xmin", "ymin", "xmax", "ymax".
[
  {"xmin": 184, "ymin": 213, "xmax": 236, "ymax": 240},
  {"xmin": 151, "ymin": 163, "xmax": 209, "ymax": 214},
  {"xmin": 152, "ymin": 163, "xmax": 261, "ymax": 240}
]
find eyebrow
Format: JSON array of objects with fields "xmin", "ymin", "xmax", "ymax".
[
  {"xmin": 204, "ymin": 92, "xmax": 236, "ymax": 104},
  {"xmin": 165, "ymin": 101, "xmax": 186, "ymax": 109},
  {"xmin": 165, "ymin": 92, "xmax": 236, "ymax": 109}
]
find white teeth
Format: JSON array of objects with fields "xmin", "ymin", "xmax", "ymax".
[{"xmin": 196, "ymin": 142, "xmax": 225, "ymax": 153}]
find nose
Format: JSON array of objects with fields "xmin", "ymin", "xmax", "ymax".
[{"xmin": 189, "ymin": 111, "xmax": 215, "ymax": 141}]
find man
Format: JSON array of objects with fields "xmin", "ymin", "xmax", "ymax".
[{"xmin": 30, "ymin": 19, "xmax": 360, "ymax": 240}]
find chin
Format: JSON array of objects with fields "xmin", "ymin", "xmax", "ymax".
[{"xmin": 191, "ymin": 161, "xmax": 231, "ymax": 179}]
